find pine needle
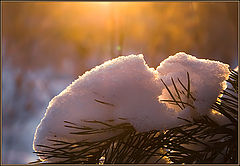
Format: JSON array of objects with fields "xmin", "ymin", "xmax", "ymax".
[{"xmin": 32, "ymin": 69, "xmax": 238, "ymax": 164}]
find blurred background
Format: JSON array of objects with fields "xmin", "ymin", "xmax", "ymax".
[{"xmin": 2, "ymin": 2, "xmax": 238, "ymax": 164}]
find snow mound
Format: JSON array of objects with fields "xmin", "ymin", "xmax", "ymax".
[
  {"xmin": 157, "ymin": 52, "xmax": 230, "ymax": 116},
  {"xmin": 33, "ymin": 53, "xmax": 230, "ymax": 162}
]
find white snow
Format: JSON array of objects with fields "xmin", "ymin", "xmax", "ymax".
[
  {"xmin": 33, "ymin": 52, "xmax": 230, "ymax": 162},
  {"xmin": 157, "ymin": 53, "xmax": 230, "ymax": 116}
]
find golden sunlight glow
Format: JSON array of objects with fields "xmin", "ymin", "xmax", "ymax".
[
  {"xmin": 96, "ymin": 2, "xmax": 112, "ymax": 6},
  {"xmin": 159, "ymin": 148, "xmax": 172, "ymax": 164},
  {"xmin": 211, "ymin": 109, "xmax": 223, "ymax": 116}
]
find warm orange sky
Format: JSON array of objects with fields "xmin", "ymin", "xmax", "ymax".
[{"xmin": 3, "ymin": 2, "xmax": 238, "ymax": 73}]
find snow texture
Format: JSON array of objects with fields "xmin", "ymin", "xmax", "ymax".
[{"xmin": 33, "ymin": 52, "xmax": 230, "ymax": 161}]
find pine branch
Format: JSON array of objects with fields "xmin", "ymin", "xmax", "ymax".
[{"xmin": 32, "ymin": 69, "xmax": 238, "ymax": 164}]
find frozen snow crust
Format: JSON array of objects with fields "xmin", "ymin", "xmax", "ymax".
[{"xmin": 33, "ymin": 52, "xmax": 230, "ymax": 160}]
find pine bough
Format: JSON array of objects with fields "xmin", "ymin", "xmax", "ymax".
[{"xmin": 31, "ymin": 69, "xmax": 238, "ymax": 164}]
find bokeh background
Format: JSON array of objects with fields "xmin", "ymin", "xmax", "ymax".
[{"xmin": 2, "ymin": 2, "xmax": 238, "ymax": 164}]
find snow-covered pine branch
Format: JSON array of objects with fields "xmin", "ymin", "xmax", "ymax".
[{"xmin": 32, "ymin": 52, "xmax": 233, "ymax": 164}]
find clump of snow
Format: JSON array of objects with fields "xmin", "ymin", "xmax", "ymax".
[
  {"xmin": 157, "ymin": 52, "xmax": 230, "ymax": 116},
  {"xmin": 33, "ymin": 52, "xmax": 230, "ymax": 162},
  {"xmin": 234, "ymin": 66, "xmax": 238, "ymax": 72}
]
